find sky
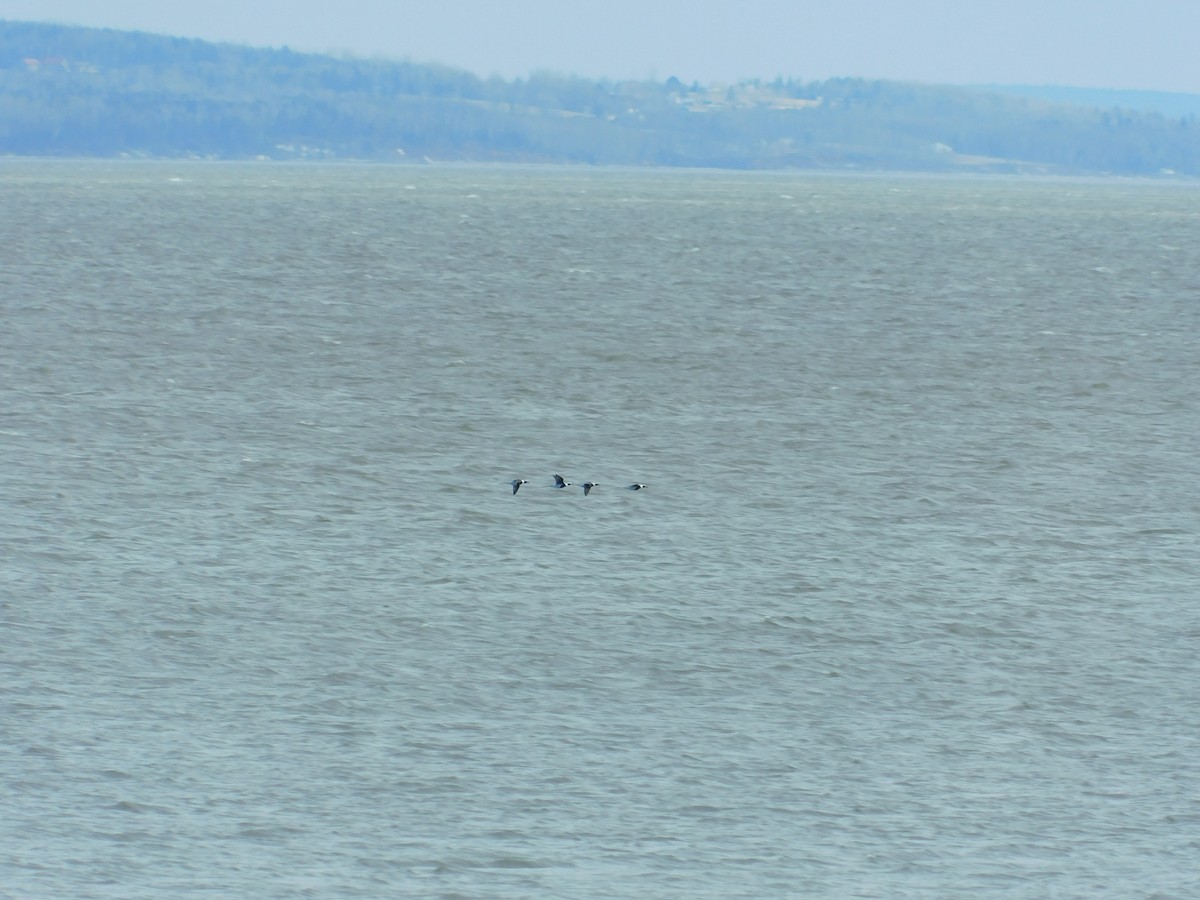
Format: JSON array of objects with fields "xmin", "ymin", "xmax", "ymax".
[{"xmin": 3, "ymin": 0, "xmax": 1199, "ymax": 95}]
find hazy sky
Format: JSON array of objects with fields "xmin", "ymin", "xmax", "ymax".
[{"xmin": 4, "ymin": 0, "xmax": 1199, "ymax": 94}]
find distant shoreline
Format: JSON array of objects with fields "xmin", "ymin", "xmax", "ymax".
[
  {"xmin": 3, "ymin": 155, "xmax": 1196, "ymax": 187},
  {"xmin": 3, "ymin": 21, "xmax": 1198, "ymax": 176}
]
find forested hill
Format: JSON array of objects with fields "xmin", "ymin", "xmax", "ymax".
[{"xmin": 3, "ymin": 19, "xmax": 1198, "ymax": 175}]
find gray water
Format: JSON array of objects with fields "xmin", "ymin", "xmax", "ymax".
[{"xmin": 3, "ymin": 161, "xmax": 1199, "ymax": 898}]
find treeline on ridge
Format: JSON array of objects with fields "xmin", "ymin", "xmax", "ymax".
[{"xmin": 2, "ymin": 19, "xmax": 1198, "ymax": 175}]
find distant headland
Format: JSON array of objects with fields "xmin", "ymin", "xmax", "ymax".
[{"xmin": 2, "ymin": 20, "xmax": 1197, "ymax": 175}]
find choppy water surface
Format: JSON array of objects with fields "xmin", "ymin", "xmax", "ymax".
[{"xmin": 3, "ymin": 161, "xmax": 1199, "ymax": 897}]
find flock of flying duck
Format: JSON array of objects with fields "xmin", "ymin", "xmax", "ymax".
[{"xmin": 510, "ymin": 474, "xmax": 647, "ymax": 496}]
